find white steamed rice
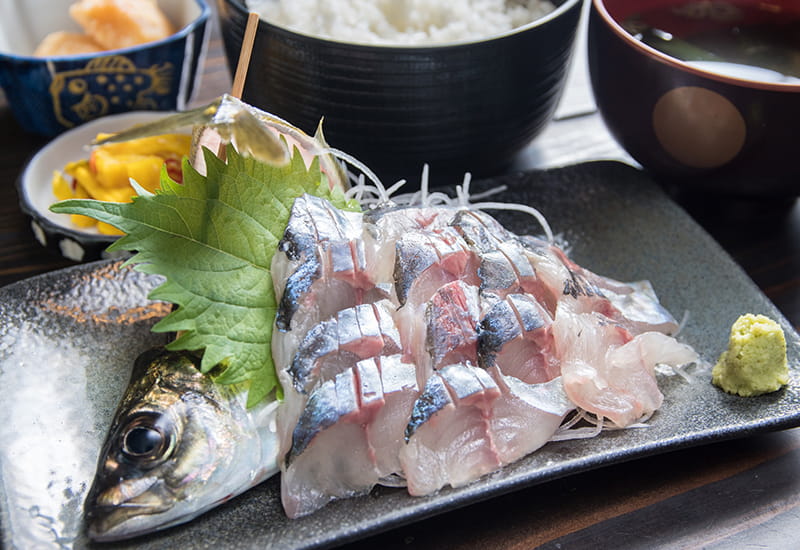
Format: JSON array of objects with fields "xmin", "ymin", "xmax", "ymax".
[{"xmin": 245, "ymin": 0, "xmax": 557, "ymax": 45}]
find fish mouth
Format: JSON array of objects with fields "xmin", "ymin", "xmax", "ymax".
[
  {"xmin": 86, "ymin": 501, "xmax": 173, "ymax": 542},
  {"xmin": 85, "ymin": 478, "xmax": 176, "ymax": 542}
]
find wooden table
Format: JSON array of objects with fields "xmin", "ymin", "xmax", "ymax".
[{"xmin": 2, "ymin": 10, "xmax": 799, "ymax": 550}]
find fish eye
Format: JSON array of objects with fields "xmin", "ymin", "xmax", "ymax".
[
  {"xmin": 118, "ymin": 413, "xmax": 174, "ymax": 465},
  {"xmin": 124, "ymin": 426, "xmax": 163, "ymax": 456}
]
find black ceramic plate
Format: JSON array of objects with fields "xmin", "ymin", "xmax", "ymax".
[{"xmin": 1, "ymin": 161, "xmax": 799, "ymax": 549}]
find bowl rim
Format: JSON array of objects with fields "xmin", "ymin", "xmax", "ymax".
[
  {"xmin": 0, "ymin": 0, "xmax": 211, "ymax": 62},
  {"xmin": 224, "ymin": 0, "xmax": 583, "ymax": 50},
  {"xmin": 591, "ymin": 0, "xmax": 800, "ymax": 92}
]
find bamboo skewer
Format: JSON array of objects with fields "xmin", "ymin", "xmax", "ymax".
[{"xmin": 231, "ymin": 12, "xmax": 260, "ymax": 99}]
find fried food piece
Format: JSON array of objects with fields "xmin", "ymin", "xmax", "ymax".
[
  {"xmin": 69, "ymin": 0, "xmax": 175, "ymax": 50},
  {"xmin": 33, "ymin": 31, "xmax": 104, "ymax": 57}
]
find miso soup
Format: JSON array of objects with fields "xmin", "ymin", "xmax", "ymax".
[{"xmin": 622, "ymin": 1, "xmax": 800, "ymax": 83}]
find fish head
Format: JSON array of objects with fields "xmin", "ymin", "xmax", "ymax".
[{"xmin": 84, "ymin": 349, "xmax": 265, "ymax": 541}]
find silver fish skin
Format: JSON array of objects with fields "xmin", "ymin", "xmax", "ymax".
[
  {"xmin": 393, "ymin": 228, "xmax": 476, "ymax": 306},
  {"xmin": 404, "ymin": 373, "xmax": 453, "ymax": 442},
  {"xmin": 84, "ymin": 348, "xmax": 279, "ymax": 542},
  {"xmin": 424, "ymin": 280, "xmax": 481, "ymax": 369},
  {"xmin": 449, "ymin": 209, "xmax": 512, "ymax": 252},
  {"xmin": 274, "ymin": 194, "xmax": 371, "ymax": 332},
  {"xmin": 478, "ymin": 250, "xmax": 518, "ymax": 295},
  {"xmin": 288, "ymin": 301, "xmax": 402, "ymax": 394}
]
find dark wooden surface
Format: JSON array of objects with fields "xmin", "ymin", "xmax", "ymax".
[{"xmin": 1, "ymin": 9, "xmax": 799, "ymax": 550}]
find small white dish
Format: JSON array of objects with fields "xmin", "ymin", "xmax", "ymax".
[{"xmin": 17, "ymin": 110, "xmax": 183, "ymax": 262}]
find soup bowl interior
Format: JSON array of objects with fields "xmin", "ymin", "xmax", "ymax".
[{"xmin": 588, "ymin": 0, "xmax": 800, "ymax": 197}]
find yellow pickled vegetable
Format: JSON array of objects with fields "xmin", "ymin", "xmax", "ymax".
[{"xmin": 52, "ymin": 133, "xmax": 190, "ymax": 234}]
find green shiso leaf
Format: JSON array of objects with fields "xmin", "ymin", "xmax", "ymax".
[{"xmin": 51, "ymin": 145, "xmax": 359, "ymax": 407}]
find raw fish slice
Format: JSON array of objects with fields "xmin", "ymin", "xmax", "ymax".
[
  {"xmin": 613, "ymin": 331, "xmax": 699, "ymax": 371},
  {"xmin": 475, "ymin": 240, "xmax": 553, "ymax": 304},
  {"xmin": 487, "ymin": 371, "xmax": 574, "ymax": 465},
  {"xmin": 496, "ymin": 241, "xmax": 546, "ymax": 293},
  {"xmin": 392, "ymin": 228, "xmax": 480, "ymax": 375},
  {"xmin": 425, "ymin": 280, "xmax": 481, "ymax": 370},
  {"xmin": 281, "ymin": 369, "xmax": 378, "ymax": 518},
  {"xmin": 276, "ymin": 301, "xmax": 401, "ymax": 463},
  {"xmin": 550, "ymin": 246, "xmax": 679, "ymax": 335},
  {"xmin": 478, "ymin": 250, "xmax": 519, "ymax": 297},
  {"xmin": 451, "ymin": 210, "xmax": 537, "ymax": 296},
  {"xmin": 519, "ymin": 238, "xmax": 680, "ymax": 335},
  {"xmin": 552, "ymin": 304, "xmax": 635, "ymax": 427},
  {"xmin": 596, "ymin": 279, "xmax": 680, "ymax": 335},
  {"xmin": 270, "ymin": 277, "xmax": 391, "ymax": 372},
  {"xmin": 275, "ymin": 240, "xmax": 374, "ymax": 331},
  {"xmin": 278, "ymin": 193, "xmax": 361, "ymax": 262},
  {"xmin": 393, "ymin": 228, "xmax": 480, "ymax": 307},
  {"xmin": 365, "ymin": 205, "xmax": 458, "ymax": 236},
  {"xmin": 449, "ymin": 209, "xmax": 514, "ymax": 252},
  {"xmin": 361, "ymin": 356, "xmax": 419, "ymax": 480},
  {"xmin": 401, "ymin": 363, "xmax": 574, "ymax": 496},
  {"xmin": 552, "ymin": 301, "xmax": 696, "ymax": 427},
  {"xmin": 519, "ymin": 236, "xmax": 632, "ymax": 319},
  {"xmin": 455, "ymin": 231, "xmax": 550, "ymax": 316},
  {"xmin": 478, "ymin": 294, "xmax": 559, "ymax": 384},
  {"xmin": 273, "ymin": 194, "xmax": 379, "ymax": 335},
  {"xmin": 281, "ymin": 355, "xmax": 418, "ymax": 518},
  {"xmin": 517, "ymin": 237, "xmax": 585, "ymax": 315},
  {"xmin": 401, "ymin": 365, "xmax": 502, "ymax": 496},
  {"xmin": 271, "ymin": 195, "xmax": 395, "ymax": 370},
  {"xmin": 396, "ymin": 279, "xmax": 481, "ymax": 386},
  {"xmin": 288, "ymin": 301, "xmax": 401, "ymax": 394}
]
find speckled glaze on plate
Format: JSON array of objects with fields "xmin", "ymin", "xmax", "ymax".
[{"xmin": 1, "ymin": 161, "xmax": 799, "ymax": 549}]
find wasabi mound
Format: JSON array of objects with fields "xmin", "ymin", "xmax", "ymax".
[{"xmin": 712, "ymin": 313, "xmax": 789, "ymax": 397}]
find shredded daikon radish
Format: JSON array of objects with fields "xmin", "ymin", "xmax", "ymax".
[
  {"xmin": 332, "ymin": 157, "xmax": 554, "ymax": 242},
  {"xmin": 470, "ymin": 201, "xmax": 554, "ymax": 244}
]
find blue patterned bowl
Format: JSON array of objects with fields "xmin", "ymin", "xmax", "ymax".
[{"xmin": 0, "ymin": 0, "xmax": 210, "ymax": 137}]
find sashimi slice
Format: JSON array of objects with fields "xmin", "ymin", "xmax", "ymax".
[
  {"xmin": 400, "ymin": 363, "xmax": 573, "ymax": 496},
  {"xmin": 281, "ymin": 355, "xmax": 418, "ymax": 518},
  {"xmin": 425, "ymin": 281, "xmax": 481, "ymax": 369},
  {"xmin": 365, "ymin": 205, "xmax": 458, "ymax": 235},
  {"xmin": 488, "ymin": 371, "xmax": 574, "ymax": 465},
  {"xmin": 552, "ymin": 301, "xmax": 697, "ymax": 428},
  {"xmin": 272, "ymin": 194, "xmax": 381, "ymax": 336},
  {"xmin": 362, "ymin": 356, "xmax": 419, "ymax": 479},
  {"xmin": 275, "ymin": 301, "xmax": 402, "ymax": 462},
  {"xmin": 393, "ymin": 228, "xmax": 480, "ymax": 307},
  {"xmin": 287, "ymin": 301, "xmax": 401, "ymax": 394},
  {"xmin": 401, "ymin": 365, "xmax": 501, "ymax": 496},
  {"xmin": 281, "ymin": 369, "xmax": 377, "ymax": 519},
  {"xmin": 478, "ymin": 293, "xmax": 559, "ymax": 384},
  {"xmin": 449, "ymin": 209, "xmax": 514, "ymax": 252}
]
